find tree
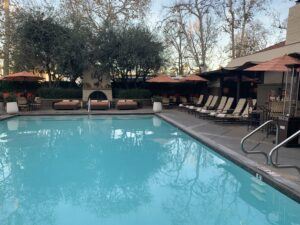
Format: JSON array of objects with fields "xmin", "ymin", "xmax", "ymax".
[
  {"xmin": 2, "ymin": 0, "xmax": 10, "ymax": 76},
  {"xmin": 93, "ymin": 25, "xmax": 164, "ymax": 88},
  {"xmin": 216, "ymin": 0, "xmax": 270, "ymax": 58},
  {"xmin": 61, "ymin": 0, "xmax": 151, "ymax": 31},
  {"xmin": 10, "ymin": 11, "xmax": 89, "ymax": 86},
  {"xmin": 160, "ymin": 7, "xmax": 189, "ymax": 75},
  {"xmin": 173, "ymin": 0, "xmax": 218, "ymax": 72}
]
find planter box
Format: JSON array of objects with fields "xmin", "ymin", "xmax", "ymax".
[
  {"xmin": 153, "ymin": 102, "xmax": 162, "ymax": 113},
  {"xmin": 6, "ymin": 102, "xmax": 19, "ymax": 114}
]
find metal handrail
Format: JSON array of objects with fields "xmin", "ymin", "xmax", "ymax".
[
  {"xmin": 241, "ymin": 120, "xmax": 279, "ymax": 161},
  {"xmin": 268, "ymin": 130, "xmax": 300, "ymax": 170}
]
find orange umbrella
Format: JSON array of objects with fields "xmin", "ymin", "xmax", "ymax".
[
  {"xmin": 245, "ymin": 55, "xmax": 300, "ymax": 72},
  {"xmin": 181, "ymin": 74, "xmax": 208, "ymax": 82},
  {"xmin": 0, "ymin": 71, "xmax": 44, "ymax": 82},
  {"xmin": 147, "ymin": 74, "xmax": 179, "ymax": 83}
]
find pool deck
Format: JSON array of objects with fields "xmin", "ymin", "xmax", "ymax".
[
  {"xmin": 1, "ymin": 108, "xmax": 300, "ymax": 202},
  {"xmin": 157, "ymin": 109, "xmax": 300, "ymax": 202}
]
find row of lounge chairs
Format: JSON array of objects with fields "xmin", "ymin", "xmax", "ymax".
[
  {"xmin": 53, "ymin": 99, "xmax": 138, "ymax": 110},
  {"xmin": 179, "ymin": 95, "xmax": 257, "ymax": 122}
]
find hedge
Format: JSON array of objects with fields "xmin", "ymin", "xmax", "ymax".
[
  {"xmin": 37, "ymin": 88, "xmax": 82, "ymax": 99},
  {"xmin": 115, "ymin": 88, "xmax": 152, "ymax": 99}
]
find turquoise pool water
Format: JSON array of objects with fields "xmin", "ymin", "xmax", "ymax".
[{"xmin": 0, "ymin": 115, "xmax": 299, "ymax": 225}]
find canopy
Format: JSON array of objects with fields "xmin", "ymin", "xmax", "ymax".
[
  {"xmin": 181, "ymin": 74, "xmax": 208, "ymax": 82},
  {"xmin": 245, "ymin": 55, "xmax": 300, "ymax": 72},
  {"xmin": 0, "ymin": 71, "xmax": 44, "ymax": 82},
  {"xmin": 147, "ymin": 74, "xmax": 179, "ymax": 83}
]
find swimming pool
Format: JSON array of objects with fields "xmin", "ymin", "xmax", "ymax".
[{"xmin": 0, "ymin": 115, "xmax": 299, "ymax": 225}]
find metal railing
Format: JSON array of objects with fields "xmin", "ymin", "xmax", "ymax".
[
  {"xmin": 268, "ymin": 130, "xmax": 300, "ymax": 170},
  {"xmin": 241, "ymin": 120, "xmax": 279, "ymax": 162}
]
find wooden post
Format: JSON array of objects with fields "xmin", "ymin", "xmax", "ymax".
[{"xmin": 236, "ymin": 74, "xmax": 241, "ymax": 100}]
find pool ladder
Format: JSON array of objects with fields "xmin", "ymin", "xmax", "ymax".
[
  {"xmin": 241, "ymin": 120, "xmax": 279, "ymax": 162},
  {"xmin": 241, "ymin": 120, "xmax": 300, "ymax": 170},
  {"xmin": 269, "ymin": 129, "xmax": 300, "ymax": 170}
]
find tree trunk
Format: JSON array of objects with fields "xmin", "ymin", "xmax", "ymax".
[
  {"xmin": 3, "ymin": 0, "xmax": 10, "ymax": 76},
  {"xmin": 228, "ymin": 0, "xmax": 236, "ymax": 59}
]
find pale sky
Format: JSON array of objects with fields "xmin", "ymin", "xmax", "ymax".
[{"xmin": 147, "ymin": 0, "xmax": 296, "ymax": 69}]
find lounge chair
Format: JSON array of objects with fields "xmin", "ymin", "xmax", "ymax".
[
  {"xmin": 268, "ymin": 101, "xmax": 284, "ymax": 120},
  {"xmin": 201, "ymin": 96, "xmax": 227, "ymax": 115},
  {"xmin": 209, "ymin": 97, "xmax": 234, "ymax": 117},
  {"xmin": 195, "ymin": 95, "xmax": 204, "ymax": 106},
  {"xmin": 162, "ymin": 97, "xmax": 170, "ymax": 108},
  {"xmin": 215, "ymin": 98, "xmax": 247, "ymax": 119},
  {"xmin": 194, "ymin": 95, "xmax": 216, "ymax": 116},
  {"xmin": 193, "ymin": 95, "xmax": 213, "ymax": 113},
  {"xmin": 17, "ymin": 97, "xmax": 29, "ymax": 111},
  {"xmin": 116, "ymin": 99, "xmax": 138, "ymax": 110},
  {"xmin": 30, "ymin": 97, "xmax": 42, "ymax": 110},
  {"xmin": 53, "ymin": 99, "xmax": 81, "ymax": 110},
  {"xmin": 184, "ymin": 95, "xmax": 204, "ymax": 111},
  {"xmin": 198, "ymin": 96, "xmax": 219, "ymax": 114},
  {"xmin": 178, "ymin": 96, "xmax": 188, "ymax": 109},
  {"xmin": 90, "ymin": 100, "xmax": 110, "ymax": 110},
  {"xmin": 224, "ymin": 99, "xmax": 257, "ymax": 121}
]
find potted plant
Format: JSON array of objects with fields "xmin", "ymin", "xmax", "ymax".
[
  {"xmin": 152, "ymin": 96, "xmax": 163, "ymax": 113},
  {"xmin": 5, "ymin": 93, "xmax": 19, "ymax": 114}
]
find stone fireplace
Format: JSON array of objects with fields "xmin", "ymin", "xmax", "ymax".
[{"xmin": 82, "ymin": 67, "xmax": 113, "ymax": 101}]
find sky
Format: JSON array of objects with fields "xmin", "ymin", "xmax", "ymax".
[{"xmin": 147, "ymin": 0, "xmax": 295, "ymax": 68}]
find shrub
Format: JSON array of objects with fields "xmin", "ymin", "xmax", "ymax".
[
  {"xmin": 152, "ymin": 96, "xmax": 162, "ymax": 102},
  {"xmin": 115, "ymin": 88, "xmax": 152, "ymax": 99},
  {"xmin": 4, "ymin": 93, "xmax": 17, "ymax": 102},
  {"xmin": 37, "ymin": 88, "xmax": 82, "ymax": 99}
]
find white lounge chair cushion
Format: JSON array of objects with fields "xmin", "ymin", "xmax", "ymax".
[{"xmin": 216, "ymin": 113, "xmax": 226, "ymax": 118}]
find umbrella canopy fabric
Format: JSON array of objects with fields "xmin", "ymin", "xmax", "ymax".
[
  {"xmin": 181, "ymin": 74, "xmax": 208, "ymax": 82},
  {"xmin": 0, "ymin": 71, "xmax": 44, "ymax": 82},
  {"xmin": 147, "ymin": 74, "xmax": 179, "ymax": 83},
  {"xmin": 245, "ymin": 55, "xmax": 300, "ymax": 72}
]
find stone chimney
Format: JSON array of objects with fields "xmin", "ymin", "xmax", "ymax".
[{"xmin": 286, "ymin": 2, "xmax": 300, "ymax": 45}]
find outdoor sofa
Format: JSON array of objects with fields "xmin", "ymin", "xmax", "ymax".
[
  {"xmin": 116, "ymin": 99, "xmax": 138, "ymax": 110},
  {"xmin": 90, "ymin": 100, "xmax": 110, "ymax": 110},
  {"xmin": 53, "ymin": 100, "xmax": 81, "ymax": 110}
]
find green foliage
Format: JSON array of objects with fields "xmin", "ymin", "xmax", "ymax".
[
  {"xmin": 115, "ymin": 89, "xmax": 152, "ymax": 99},
  {"xmin": 11, "ymin": 11, "xmax": 90, "ymax": 84},
  {"xmin": 0, "ymin": 81, "xmax": 40, "ymax": 92},
  {"xmin": 93, "ymin": 25, "xmax": 164, "ymax": 86},
  {"xmin": 37, "ymin": 88, "xmax": 82, "ymax": 99},
  {"xmin": 4, "ymin": 93, "xmax": 17, "ymax": 102},
  {"xmin": 152, "ymin": 96, "xmax": 162, "ymax": 102}
]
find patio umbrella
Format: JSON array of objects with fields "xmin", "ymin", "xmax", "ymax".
[
  {"xmin": 0, "ymin": 71, "xmax": 44, "ymax": 82},
  {"xmin": 147, "ymin": 74, "xmax": 179, "ymax": 83},
  {"xmin": 181, "ymin": 74, "xmax": 208, "ymax": 82},
  {"xmin": 245, "ymin": 55, "xmax": 300, "ymax": 72}
]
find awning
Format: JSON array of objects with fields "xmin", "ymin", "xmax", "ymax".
[{"xmin": 245, "ymin": 55, "xmax": 300, "ymax": 72}]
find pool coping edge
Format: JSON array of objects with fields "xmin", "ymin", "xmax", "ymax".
[{"xmin": 156, "ymin": 113, "xmax": 300, "ymax": 203}]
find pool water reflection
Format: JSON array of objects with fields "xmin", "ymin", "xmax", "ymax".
[{"xmin": 0, "ymin": 115, "xmax": 299, "ymax": 225}]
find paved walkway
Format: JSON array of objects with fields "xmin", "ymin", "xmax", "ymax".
[{"xmin": 158, "ymin": 109, "xmax": 300, "ymax": 201}]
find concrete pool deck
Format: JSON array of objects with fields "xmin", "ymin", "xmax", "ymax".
[
  {"xmin": 157, "ymin": 109, "xmax": 300, "ymax": 202},
  {"xmin": 1, "ymin": 108, "xmax": 299, "ymax": 202}
]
